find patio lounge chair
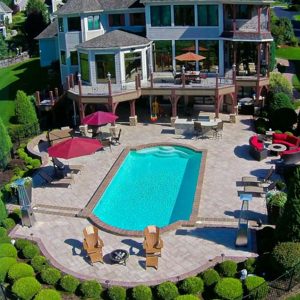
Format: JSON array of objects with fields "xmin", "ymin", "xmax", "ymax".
[
  {"xmin": 242, "ymin": 167, "xmax": 274, "ymax": 186},
  {"xmin": 111, "ymin": 129, "xmax": 122, "ymax": 145},
  {"xmin": 243, "ymin": 181, "xmax": 276, "ymax": 196},
  {"xmin": 83, "ymin": 225, "xmax": 104, "ymax": 264},
  {"xmin": 143, "ymin": 225, "xmax": 163, "ymax": 256},
  {"xmin": 52, "ymin": 158, "xmax": 83, "ymax": 175},
  {"xmin": 38, "ymin": 170, "xmax": 74, "ymax": 188}
]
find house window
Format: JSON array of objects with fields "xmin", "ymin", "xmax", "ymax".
[
  {"xmin": 95, "ymin": 54, "xmax": 116, "ymax": 83},
  {"xmin": 153, "ymin": 40, "xmax": 172, "ymax": 72},
  {"xmin": 58, "ymin": 18, "xmax": 64, "ymax": 32},
  {"xmin": 67, "ymin": 17, "xmax": 81, "ymax": 31},
  {"xmin": 198, "ymin": 40, "xmax": 219, "ymax": 71},
  {"xmin": 124, "ymin": 52, "xmax": 142, "ymax": 82},
  {"xmin": 130, "ymin": 13, "xmax": 145, "ymax": 26},
  {"xmin": 108, "ymin": 14, "xmax": 125, "ymax": 27},
  {"xmin": 79, "ymin": 53, "xmax": 89, "ymax": 82},
  {"xmin": 174, "ymin": 5, "xmax": 195, "ymax": 26},
  {"xmin": 198, "ymin": 5, "xmax": 218, "ymax": 26},
  {"xmin": 60, "ymin": 51, "xmax": 66, "ymax": 65},
  {"xmin": 236, "ymin": 5, "xmax": 251, "ymax": 19},
  {"xmin": 88, "ymin": 15, "xmax": 100, "ymax": 30},
  {"xmin": 150, "ymin": 6, "xmax": 171, "ymax": 27},
  {"xmin": 70, "ymin": 51, "xmax": 78, "ymax": 65},
  {"xmin": 175, "ymin": 40, "xmax": 195, "ymax": 71}
]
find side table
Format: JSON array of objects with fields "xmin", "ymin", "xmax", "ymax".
[{"xmin": 267, "ymin": 144, "xmax": 287, "ymax": 156}]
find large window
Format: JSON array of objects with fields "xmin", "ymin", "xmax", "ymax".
[
  {"xmin": 175, "ymin": 40, "xmax": 195, "ymax": 71},
  {"xmin": 109, "ymin": 14, "xmax": 125, "ymax": 27},
  {"xmin": 67, "ymin": 17, "xmax": 81, "ymax": 31},
  {"xmin": 130, "ymin": 13, "xmax": 145, "ymax": 26},
  {"xmin": 174, "ymin": 5, "xmax": 195, "ymax": 26},
  {"xmin": 153, "ymin": 40, "xmax": 172, "ymax": 72},
  {"xmin": 198, "ymin": 5, "xmax": 218, "ymax": 26},
  {"xmin": 124, "ymin": 52, "xmax": 142, "ymax": 82},
  {"xmin": 79, "ymin": 53, "xmax": 89, "ymax": 82},
  {"xmin": 150, "ymin": 6, "xmax": 171, "ymax": 27},
  {"xmin": 88, "ymin": 15, "xmax": 100, "ymax": 30},
  {"xmin": 70, "ymin": 51, "xmax": 78, "ymax": 65},
  {"xmin": 236, "ymin": 5, "xmax": 251, "ymax": 19},
  {"xmin": 198, "ymin": 40, "xmax": 219, "ymax": 72},
  {"xmin": 60, "ymin": 51, "xmax": 66, "ymax": 65},
  {"xmin": 95, "ymin": 54, "xmax": 116, "ymax": 83},
  {"xmin": 58, "ymin": 18, "xmax": 64, "ymax": 32}
]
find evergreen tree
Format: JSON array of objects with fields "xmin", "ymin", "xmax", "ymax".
[
  {"xmin": 0, "ymin": 117, "xmax": 12, "ymax": 169},
  {"xmin": 276, "ymin": 167, "xmax": 300, "ymax": 242},
  {"xmin": 269, "ymin": 41, "xmax": 276, "ymax": 72},
  {"xmin": 0, "ymin": 36, "xmax": 9, "ymax": 59}
]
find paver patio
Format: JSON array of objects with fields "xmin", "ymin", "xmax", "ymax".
[{"xmin": 11, "ymin": 115, "xmax": 276, "ymax": 286}]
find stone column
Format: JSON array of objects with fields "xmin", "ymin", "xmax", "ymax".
[{"xmin": 129, "ymin": 100, "xmax": 137, "ymax": 126}]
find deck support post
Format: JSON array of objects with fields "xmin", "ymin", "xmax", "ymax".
[
  {"xmin": 215, "ymin": 67, "xmax": 219, "ymax": 118},
  {"xmin": 170, "ymin": 90, "xmax": 180, "ymax": 127},
  {"xmin": 129, "ymin": 100, "xmax": 137, "ymax": 126},
  {"xmin": 255, "ymin": 43, "xmax": 262, "ymax": 105},
  {"xmin": 232, "ymin": 64, "xmax": 237, "ymax": 114},
  {"xmin": 78, "ymin": 74, "xmax": 85, "ymax": 123},
  {"xmin": 35, "ymin": 91, "xmax": 40, "ymax": 105},
  {"xmin": 49, "ymin": 91, "xmax": 54, "ymax": 105}
]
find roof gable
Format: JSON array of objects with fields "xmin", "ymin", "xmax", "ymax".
[
  {"xmin": 0, "ymin": 1, "xmax": 12, "ymax": 13},
  {"xmin": 35, "ymin": 19, "xmax": 58, "ymax": 39}
]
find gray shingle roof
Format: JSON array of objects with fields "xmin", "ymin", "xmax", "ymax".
[
  {"xmin": 56, "ymin": 0, "xmax": 142, "ymax": 16},
  {"xmin": 77, "ymin": 30, "xmax": 150, "ymax": 49},
  {"xmin": 0, "ymin": 1, "xmax": 12, "ymax": 13},
  {"xmin": 35, "ymin": 19, "xmax": 58, "ymax": 39}
]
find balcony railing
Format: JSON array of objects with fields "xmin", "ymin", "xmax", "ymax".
[{"xmin": 224, "ymin": 19, "xmax": 268, "ymax": 32}]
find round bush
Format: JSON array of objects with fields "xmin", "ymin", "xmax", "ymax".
[
  {"xmin": 0, "ymin": 227, "xmax": 7, "ymax": 237},
  {"xmin": 0, "ymin": 257, "xmax": 17, "ymax": 283},
  {"xmin": 60, "ymin": 274, "xmax": 80, "ymax": 293},
  {"xmin": 8, "ymin": 263, "xmax": 35, "ymax": 281},
  {"xmin": 15, "ymin": 239, "xmax": 34, "ymax": 250},
  {"xmin": 175, "ymin": 296, "xmax": 199, "ymax": 300},
  {"xmin": 202, "ymin": 268, "xmax": 220, "ymax": 288},
  {"xmin": 2, "ymin": 218, "xmax": 16, "ymax": 230},
  {"xmin": 179, "ymin": 277, "xmax": 204, "ymax": 295},
  {"xmin": 0, "ymin": 243, "xmax": 17, "ymax": 258},
  {"xmin": 41, "ymin": 267, "xmax": 61, "ymax": 286},
  {"xmin": 31, "ymin": 255, "xmax": 49, "ymax": 272},
  {"xmin": 0, "ymin": 236, "xmax": 11, "ymax": 244},
  {"xmin": 242, "ymin": 258, "xmax": 256, "ymax": 274},
  {"xmin": 107, "ymin": 286, "xmax": 126, "ymax": 300},
  {"xmin": 244, "ymin": 276, "xmax": 269, "ymax": 300},
  {"xmin": 34, "ymin": 289, "xmax": 62, "ymax": 300},
  {"xmin": 132, "ymin": 285, "xmax": 152, "ymax": 300},
  {"xmin": 12, "ymin": 277, "xmax": 41, "ymax": 300},
  {"xmin": 80, "ymin": 280, "xmax": 102, "ymax": 299},
  {"xmin": 157, "ymin": 281, "xmax": 179, "ymax": 300},
  {"xmin": 214, "ymin": 278, "xmax": 243, "ymax": 300},
  {"xmin": 217, "ymin": 260, "xmax": 238, "ymax": 277},
  {"xmin": 22, "ymin": 244, "xmax": 40, "ymax": 259}
]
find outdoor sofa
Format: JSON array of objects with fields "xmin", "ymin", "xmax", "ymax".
[
  {"xmin": 249, "ymin": 135, "xmax": 268, "ymax": 161},
  {"xmin": 272, "ymin": 133, "xmax": 300, "ymax": 149}
]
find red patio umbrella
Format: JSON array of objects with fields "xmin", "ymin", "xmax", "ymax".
[
  {"xmin": 48, "ymin": 137, "xmax": 103, "ymax": 159},
  {"xmin": 82, "ymin": 111, "xmax": 118, "ymax": 126},
  {"xmin": 175, "ymin": 52, "xmax": 206, "ymax": 62}
]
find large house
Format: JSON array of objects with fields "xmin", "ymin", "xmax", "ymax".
[
  {"xmin": 36, "ymin": 0, "xmax": 273, "ymax": 124},
  {"xmin": 0, "ymin": 1, "xmax": 12, "ymax": 37}
]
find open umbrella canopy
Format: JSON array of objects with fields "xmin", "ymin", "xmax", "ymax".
[
  {"xmin": 83, "ymin": 111, "xmax": 118, "ymax": 126},
  {"xmin": 48, "ymin": 137, "xmax": 103, "ymax": 159},
  {"xmin": 175, "ymin": 52, "xmax": 206, "ymax": 62}
]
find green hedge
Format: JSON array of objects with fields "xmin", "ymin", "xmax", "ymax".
[
  {"xmin": 34, "ymin": 289, "xmax": 62, "ymax": 300},
  {"xmin": 179, "ymin": 277, "xmax": 204, "ymax": 295},
  {"xmin": 175, "ymin": 296, "xmax": 199, "ymax": 300},
  {"xmin": 8, "ymin": 263, "xmax": 35, "ymax": 281},
  {"xmin": 1, "ymin": 217, "xmax": 16, "ymax": 230},
  {"xmin": 214, "ymin": 278, "xmax": 243, "ymax": 300},
  {"xmin": 202, "ymin": 269, "xmax": 220, "ymax": 288},
  {"xmin": 80, "ymin": 280, "xmax": 102, "ymax": 299},
  {"xmin": 157, "ymin": 281, "xmax": 179, "ymax": 300},
  {"xmin": 107, "ymin": 286, "xmax": 126, "ymax": 300},
  {"xmin": 217, "ymin": 260, "xmax": 238, "ymax": 278},
  {"xmin": 0, "ymin": 227, "xmax": 7, "ymax": 237},
  {"xmin": 243, "ymin": 258, "xmax": 256, "ymax": 274},
  {"xmin": 0, "ymin": 243, "xmax": 17, "ymax": 258},
  {"xmin": 0, "ymin": 236, "xmax": 11, "ymax": 244},
  {"xmin": 31, "ymin": 255, "xmax": 49, "ymax": 272},
  {"xmin": 60, "ymin": 274, "xmax": 80, "ymax": 293},
  {"xmin": 0, "ymin": 200, "xmax": 7, "ymax": 224},
  {"xmin": 132, "ymin": 285, "xmax": 152, "ymax": 300},
  {"xmin": 22, "ymin": 244, "xmax": 40, "ymax": 259},
  {"xmin": 41, "ymin": 267, "xmax": 61, "ymax": 286},
  {"xmin": 244, "ymin": 276, "xmax": 269, "ymax": 300},
  {"xmin": 15, "ymin": 239, "xmax": 34, "ymax": 250},
  {"xmin": 12, "ymin": 277, "xmax": 41, "ymax": 300},
  {"xmin": 0, "ymin": 257, "xmax": 17, "ymax": 283}
]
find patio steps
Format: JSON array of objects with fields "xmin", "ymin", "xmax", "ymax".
[
  {"xmin": 33, "ymin": 204, "xmax": 83, "ymax": 218},
  {"xmin": 196, "ymin": 217, "xmax": 239, "ymax": 227}
]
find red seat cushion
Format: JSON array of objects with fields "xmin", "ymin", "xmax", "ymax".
[
  {"xmin": 286, "ymin": 135, "xmax": 300, "ymax": 146},
  {"xmin": 281, "ymin": 147, "xmax": 300, "ymax": 155},
  {"xmin": 250, "ymin": 136, "xmax": 263, "ymax": 151}
]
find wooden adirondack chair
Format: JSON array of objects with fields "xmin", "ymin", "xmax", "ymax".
[{"xmin": 83, "ymin": 225, "xmax": 104, "ymax": 264}]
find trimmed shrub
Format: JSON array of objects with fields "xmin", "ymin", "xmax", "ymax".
[
  {"xmin": 244, "ymin": 276, "xmax": 269, "ymax": 300},
  {"xmin": 270, "ymin": 108, "xmax": 297, "ymax": 133},
  {"xmin": 22, "ymin": 244, "xmax": 40, "ymax": 259},
  {"xmin": 217, "ymin": 260, "xmax": 238, "ymax": 278},
  {"xmin": 34, "ymin": 289, "xmax": 62, "ymax": 300},
  {"xmin": 107, "ymin": 286, "xmax": 126, "ymax": 300},
  {"xmin": 202, "ymin": 268, "xmax": 220, "ymax": 288},
  {"xmin": 60, "ymin": 274, "xmax": 80, "ymax": 293},
  {"xmin": 2, "ymin": 217, "xmax": 16, "ymax": 230},
  {"xmin": 157, "ymin": 281, "xmax": 179, "ymax": 300},
  {"xmin": 0, "ymin": 243, "xmax": 17, "ymax": 258},
  {"xmin": 0, "ymin": 257, "xmax": 17, "ymax": 283},
  {"xmin": 41, "ymin": 267, "xmax": 61, "ymax": 286},
  {"xmin": 0, "ymin": 227, "xmax": 7, "ymax": 237},
  {"xmin": 0, "ymin": 236, "xmax": 11, "ymax": 244},
  {"xmin": 214, "ymin": 278, "xmax": 243, "ymax": 300},
  {"xmin": 175, "ymin": 296, "xmax": 199, "ymax": 300},
  {"xmin": 179, "ymin": 277, "xmax": 204, "ymax": 295},
  {"xmin": 31, "ymin": 255, "xmax": 49, "ymax": 272},
  {"xmin": 8, "ymin": 263, "xmax": 35, "ymax": 281},
  {"xmin": 243, "ymin": 258, "xmax": 256, "ymax": 274},
  {"xmin": 15, "ymin": 239, "xmax": 34, "ymax": 250},
  {"xmin": 0, "ymin": 116, "xmax": 12, "ymax": 169},
  {"xmin": 132, "ymin": 285, "xmax": 152, "ymax": 300},
  {"xmin": 80, "ymin": 280, "xmax": 102, "ymax": 299},
  {"xmin": 12, "ymin": 277, "xmax": 41, "ymax": 300}
]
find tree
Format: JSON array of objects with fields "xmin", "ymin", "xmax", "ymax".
[
  {"xmin": 0, "ymin": 117, "xmax": 12, "ymax": 169},
  {"xmin": 269, "ymin": 92, "xmax": 294, "ymax": 113},
  {"xmin": 269, "ymin": 42, "xmax": 276, "ymax": 72},
  {"xmin": 0, "ymin": 36, "xmax": 9, "ymax": 59},
  {"xmin": 276, "ymin": 167, "xmax": 300, "ymax": 242},
  {"xmin": 26, "ymin": 0, "xmax": 49, "ymax": 23},
  {"xmin": 269, "ymin": 72, "xmax": 293, "ymax": 97}
]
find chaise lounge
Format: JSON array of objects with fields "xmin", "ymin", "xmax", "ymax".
[{"xmin": 242, "ymin": 166, "xmax": 274, "ymax": 186}]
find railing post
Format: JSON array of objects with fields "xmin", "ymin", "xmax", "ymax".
[
  {"xmin": 150, "ymin": 72, "xmax": 154, "ymax": 88},
  {"xmin": 232, "ymin": 64, "xmax": 237, "ymax": 113},
  {"xmin": 135, "ymin": 75, "xmax": 138, "ymax": 90},
  {"xmin": 78, "ymin": 73, "xmax": 84, "ymax": 122},
  {"xmin": 35, "ymin": 91, "xmax": 40, "ymax": 105},
  {"xmin": 107, "ymin": 72, "xmax": 112, "ymax": 96}
]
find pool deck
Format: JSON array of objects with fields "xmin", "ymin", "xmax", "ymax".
[{"xmin": 11, "ymin": 115, "xmax": 277, "ymax": 286}]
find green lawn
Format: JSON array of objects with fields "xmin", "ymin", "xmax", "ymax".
[
  {"xmin": 276, "ymin": 47, "xmax": 300, "ymax": 60},
  {"xmin": 0, "ymin": 58, "xmax": 60, "ymax": 125},
  {"xmin": 286, "ymin": 294, "xmax": 300, "ymax": 300},
  {"xmin": 294, "ymin": 15, "xmax": 300, "ymax": 21}
]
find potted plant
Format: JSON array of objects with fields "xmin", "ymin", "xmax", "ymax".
[{"xmin": 266, "ymin": 191, "xmax": 287, "ymax": 225}]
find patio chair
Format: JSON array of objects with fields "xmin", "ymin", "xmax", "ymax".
[
  {"xmin": 242, "ymin": 166, "xmax": 274, "ymax": 186},
  {"xmin": 194, "ymin": 122, "xmax": 204, "ymax": 139},
  {"xmin": 243, "ymin": 181, "xmax": 276, "ymax": 196},
  {"xmin": 52, "ymin": 157, "xmax": 83, "ymax": 176},
  {"xmin": 111, "ymin": 129, "xmax": 122, "ymax": 145},
  {"xmin": 83, "ymin": 225, "xmax": 104, "ymax": 264},
  {"xmin": 38, "ymin": 170, "xmax": 74, "ymax": 188},
  {"xmin": 248, "ymin": 63, "xmax": 256, "ymax": 75},
  {"xmin": 143, "ymin": 225, "xmax": 163, "ymax": 257},
  {"xmin": 212, "ymin": 121, "xmax": 223, "ymax": 139}
]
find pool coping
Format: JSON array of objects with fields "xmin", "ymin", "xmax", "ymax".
[{"xmin": 81, "ymin": 142, "xmax": 207, "ymax": 237}]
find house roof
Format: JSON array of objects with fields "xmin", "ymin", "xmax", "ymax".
[
  {"xmin": 77, "ymin": 29, "xmax": 150, "ymax": 49},
  {"xmin": 56, "ymin": 0, "xmax": 143, "ymax": 16},
  {"xmin": 35, "ymin": 19, "xmax": 58, "ymax": 39},
  {"xmin": 0, "ymin": 1, "xmax": 12, "ymax": 13}
]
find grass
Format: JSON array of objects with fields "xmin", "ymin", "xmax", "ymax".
[
  {"xmin": 276, "ymin": 47, "xmax": 300, "ymax": 60},
  {"xmin": 294, "ymin": 15, "xmax": 300, "ymax": 21},
  {"xmin": 0, "ymin": 58, "xmax": 60, "ymax": 125},
  {"xmin": 286, "ymin": 294, "xmax": 300, "ymax": 300}
]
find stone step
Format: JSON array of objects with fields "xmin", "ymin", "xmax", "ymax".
[{"xmin": 32, "ymin": 204, "xmax": 83, "ymax": 218}]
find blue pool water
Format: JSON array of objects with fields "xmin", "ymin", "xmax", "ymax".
[{"xmin": 93, "ymin": 146, "xmax": 202, "ymax": 231}]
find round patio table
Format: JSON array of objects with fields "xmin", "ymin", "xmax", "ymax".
[
  {"xmin": 267, "ymin": 143, "xmax": 287, "ymax": 156},
  {"xmin": 110, "ymin": 249, "xmax": 129, "ymax": 266}
]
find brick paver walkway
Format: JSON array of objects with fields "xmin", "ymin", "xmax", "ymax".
[{"xmin": 12, "ymin": 115, "xmax": 275, "ymax": 286}]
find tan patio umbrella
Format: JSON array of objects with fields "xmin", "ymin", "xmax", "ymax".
[{"xmin": 175, "ymin": 52, "xmax": 206, "ymax": 62}]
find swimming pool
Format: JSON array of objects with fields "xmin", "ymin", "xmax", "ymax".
[{"xmin": 91, "ymin": 145, "xmax": 204, "ymax": 232}]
